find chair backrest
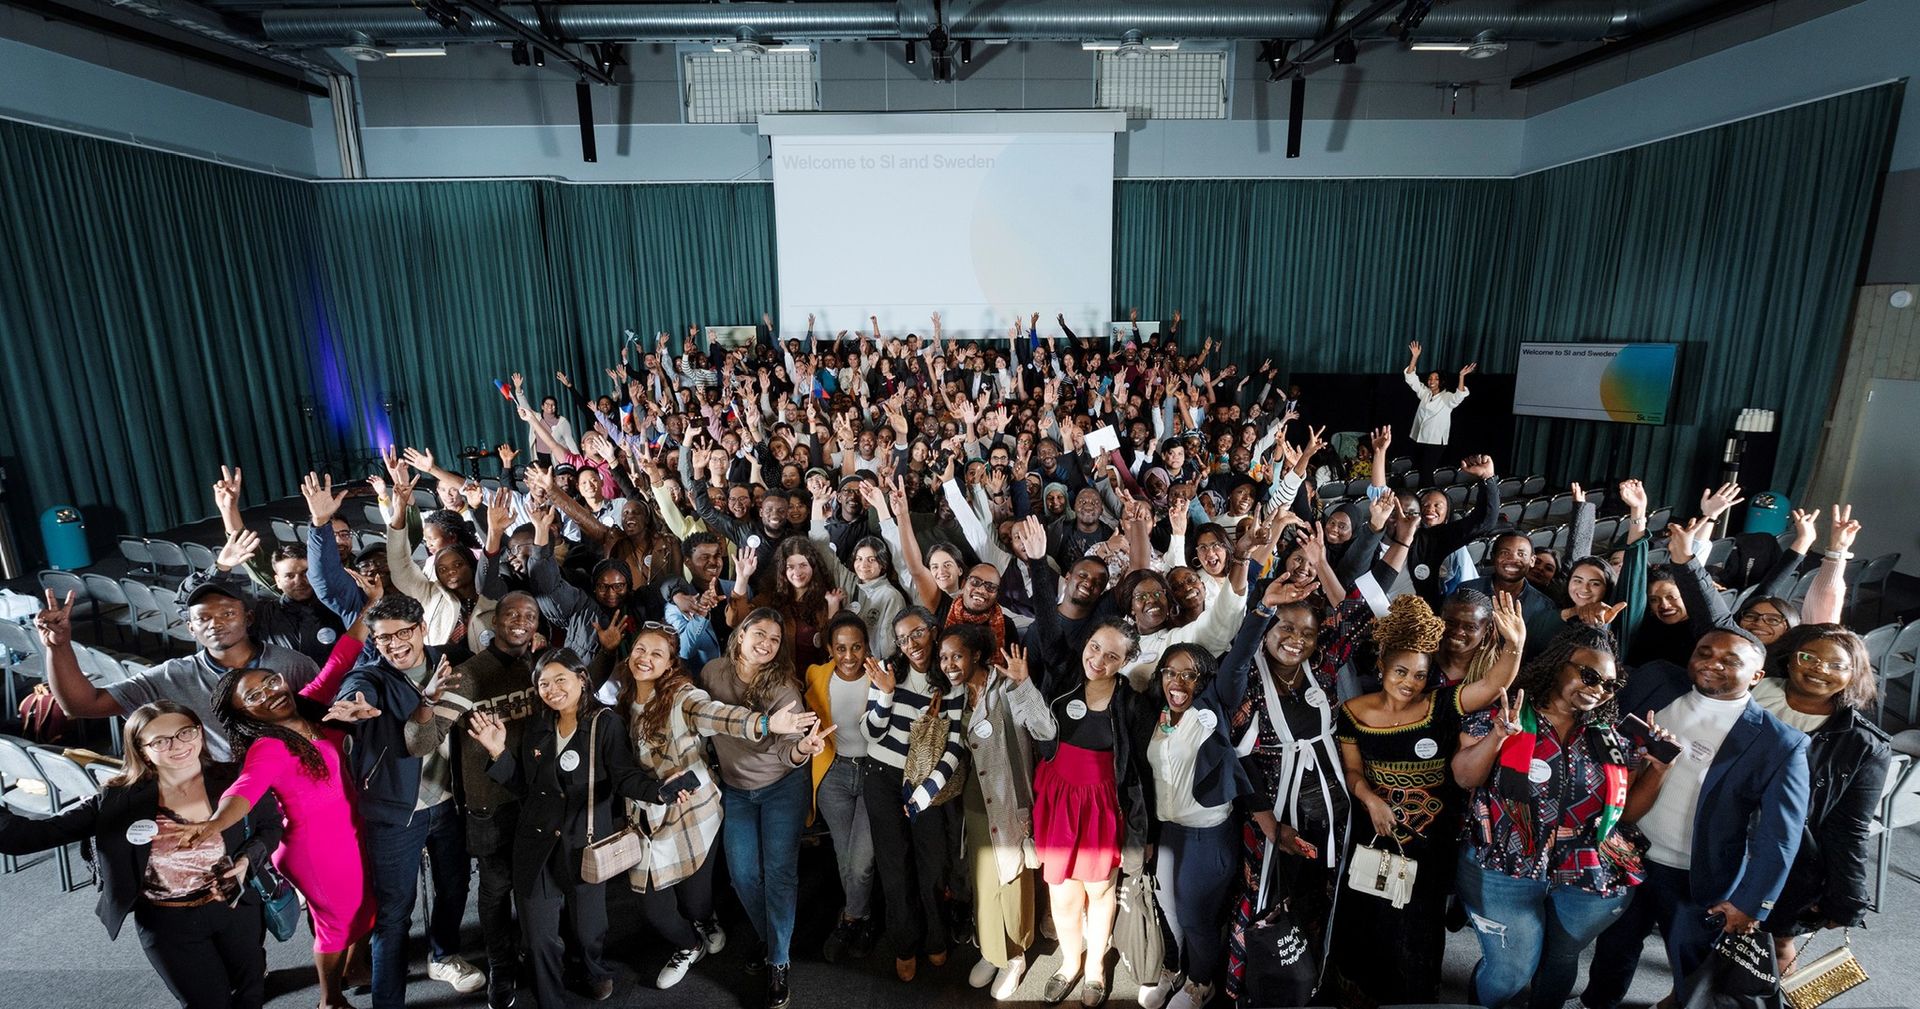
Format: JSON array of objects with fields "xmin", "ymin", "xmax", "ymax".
[
  {"xmin": 32, "ymin": 748, "xmax": 99, "ymax": 810},
  {"xmin": 269, "ymin": 518, "xmax": 300, "ymax": 544},
  {"xmin": 1430, "ymin": 466, "xmax": 1457, "ymax": 487},
  {"xmin": 1520, "ymin": 497, "xmax": 1550, "ymax": 524},
  {"xmin": 182, "ymin": 542, "xmax": 218, "ymax": 571},
  {"xmin": 118, "ymin": 578, "xmax": 158, "ymax": 612},
  {"xmin": 1496, "ymin": 477, "xmax": 1523, "ymax": 499},
  {"xmin": 1880, "ymin": 730, "xmax": 1920, "ymax": 830},
  {"xmin": 73, "ymin": 645, "xmax": 124, "ymax": 687},
  {"xmin": 1344, "ymin": 477, "xmax": 1372, "ymax": 498},
  {"xmin": 0, "ymin": 736, "xmax": 55, "ymax": 815},
  {"xmin": 0, "ymin": 620, "xmax": 40, "ymax": 660},
  {"xmin": 117, "ymin": 536, "xmax": 153, "ymax": 567},
  {"xmin": 1545, "ymin": 493, "xmax": 1575, "ymax": 520},
  {"xmin": 1860, "ymin": 552, "xmax": 1901, "ymax": 592},
  {"xmin": 353, "ymin": 530, "xmax": 387, "ymax": 553},
  {"xmin": 37, "ymin": 570, "xmax": 86, "ymax": 606},
  {"xmin": 144, "ymin": 540, "xmax": 190, "ymax": 572},
  {"xmin": 86, "ymin": 762, "xmax": 120, "ymax": 788},
  {"xmin": 1647, "ymin": 506, "xmax": 1673, "ymax": 530},
  {"xmin": 1317, "ymin": 480, "xmax": 1345, "ymax": 500},
  {"xmin": 1885, "ymin": 622, "xmax": 1920, "ymax": 684},
  {"xmin": 80, "ymin": 574, "xmax": 127, "ymax": 607},
  {"xmin": 1527, "ymin": 527, "xmax": 1557, "ymax": 550},
  {"xmin": 149, "ymin": 585, "xmax": 185, "ymax": 623},
  {"xmin": 1445, "ymin": 485, "xmax": 1469, "ymax": 508},
  {"xmin": 1496, "ymin": 501, "xmax": 1525, "ymax": 528},
  {"xmin": 1863, "ymin": 623, "xmax": 1901, "ymax": 676},
  {"xmin": 1388, "ymin": 456, "xmax": 1413, "ymax": 475},
  {"xmin": 1590, "ymin": 516, "xmax": 1621, "ymax": 552},
  {"xmin": 121, "ymin": 659, "xmax": 153, "ymax": 682},
  {"xmin": 1705, "ymin": 537, "xmax": 1736, "ymax": 568},
  {"xmin": 1787, "ymin": 570, "xmax": 1817, "ymax": 604},
  {"xmin": 412, "ymin": 488, "xmax": 439, "ymax": 512},
  {"xmin": 1465, "ymin": 538, "xmax": 1490, "ymax": 564},
  {"xmin": 1520, "ymin": 475, "xmax": 1547, "ymax": 497}
]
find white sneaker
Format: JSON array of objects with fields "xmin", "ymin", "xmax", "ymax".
[
  {"xmin": 1136, "ymin": 967, "xmax": 1182, "ymax": 1009},
  {"xmin": 1165, "ymin": 979, "xmax": 1214, "ymax": 1009},
  {"xmin": 970, "ymin": 958, "xmax": 1000, "ymax": 989},
  {"xmin": 428, "ymin": 955, "xmax": 487, "ymax": 994},
  {"xmin": 695, "ymin": 918, "xmax": 727, "ymax": 955},
  {"xmin": 992, "ymin": 955, "xmax": 1028, "ymax": 1001},
  {"xmin": 656, "ymin": 946, "xmax": 705, "ymax": 989}
]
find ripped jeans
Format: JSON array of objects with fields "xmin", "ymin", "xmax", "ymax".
[{"xmin": 1455, "ymin": 850, "xmax": 1631, "ymax": 1009}]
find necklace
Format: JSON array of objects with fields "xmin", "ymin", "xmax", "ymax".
[{"xmin": 1159, "ymin": 707, "xmax": 1178, "ymax": 732}]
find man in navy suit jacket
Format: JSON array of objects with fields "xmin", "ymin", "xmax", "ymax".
[{"xmin": 1582, "ymin": 627, "xmax": 1809, "ymax": 1008}]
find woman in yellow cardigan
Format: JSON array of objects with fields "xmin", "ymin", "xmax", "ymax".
[{"xmin": 803, "ymin": 613, "xmax": 881, "ymax": 962}]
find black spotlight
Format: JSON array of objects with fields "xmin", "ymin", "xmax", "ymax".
[
  {"xmin": 1333, "ymin": 38, "xmax": 1357, "ymax": 64},
  {"xmin": 905, "ymin": 40, "xmax": 916, "ymax": 64},
  {"xmin": 533, "ymin": 48, "xmax": 545, "ymax": 67},
  {"xmin": 960, "ymin": 40, "xmax": 972, "ymax": 63},
  {"xmin": 510, "ymin": 41, "xmax": 529, "ymax": 65}
]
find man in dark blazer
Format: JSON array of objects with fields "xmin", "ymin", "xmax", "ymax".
[{"xmin": 1582, "ymin": 627, "xmax": 1810, "ymax": 1008}]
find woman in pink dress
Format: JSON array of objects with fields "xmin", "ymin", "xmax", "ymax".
[{"xmin": 181, "ymin": 624, "xmax": 375, "ymax": 1009}]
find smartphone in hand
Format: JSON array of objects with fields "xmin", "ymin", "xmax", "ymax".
[{"xmin": 1619, "ymin": 713, "xmax": 1681, "ymax": 764}]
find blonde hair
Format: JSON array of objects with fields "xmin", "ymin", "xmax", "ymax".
[{"xmin": 1372, "ymin": 595, "xmax": 1446, "ymax": 656}]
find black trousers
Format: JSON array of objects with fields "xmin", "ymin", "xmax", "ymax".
[
  {"xmin": 638, "ymin": 850, "xmax": 718, "ymax": 950},
  {"xmin": 520, "ymin": 846, "xmax": 609, "ymax": 1009},
  {"xmin": 468, "ymin": 804, "xmax": 521, "ymax": 975},
  {"xmin": 133, "ymin": 900, "xmax": 267, "ymax": 1009},
  {"xmin": 862, "ymin": 757, "xmax": 956, "ymax": 959},
  {"xmin": 1413, "ymin": 440, "xmax": 1448, "ymax": 483}
]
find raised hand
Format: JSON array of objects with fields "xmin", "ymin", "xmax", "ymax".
[
  {"xmin": 555, "ymin": 370, "xmax": 572, "ymax": 388},
  {"xmin": 825, "ymin": 588, "xmax": 846, "ymax": 618},
  {"xmin": 1264, "ymin": 573, "xmax": 1318, "ymax": 608},
  {"xmin": 467, "ymin": 711, "xmax": 508, "ymax": 758},
  {"xmin": 1665, "ymin": 516, "xmax": 1710, "ymax": 566},
  {"xmin": 216, "ymin": 528, "xmax": 261, "ymax": 573},
  {"xmin": 34, "ymin": 590, "xmax": 75, "ymax": 649},
  {"xmin": 1616, "ymin": 478, "xmax": 1647, "ymax": 513},
  {"xmin": 1787, "ymin": 507, "xmax": 1821, "ymax": 555},
  {"xmin": 1459, "ymin": 363, "xmax": 1477, "ymax": 377},
  {"xmin": 1571, "ymin": 600, "xmax": 1628, "ymax": 627},
  {"xmin": 1370, "ymin": 425, "xmax": 1392, "ymax": 454},
  {"xmin": 997, "ymin": 643, "xmax": 1030, "ymax": 683},
  {"xmin": 1367, "ymin": 492, "xmax": 1396, "ymax": 532},
  {"xmin": 1569, "ymin": 482, "xmax": 1584, "ymax": 505},
  {"xmin": 1828, "ymin": 503, "xmax": 1860, "ymax": 555},
  {"xmin": 401, "ymin": 446, "xmax": 436, "ymax": 474},
  {"xmin": 594, "ymin": 615, "xmax": 624, "ymax": 651},
  {"xmin": 212, "ymin": 465, "xmax": 244, "ymax": 515},
  {"xmin": 1698, "ymin": 481, "xmax": 1745, "ymax": 520},
  {"xmin": 347, "ymin": 567, "xmax": 385, "ymax": 606},
  {"xmin": 325, "ymin": 691, "xmax": 383, "ymax": 723},
  {"xmin": 794, "ymin": 719, "xmax": 837, "ymax": 757},
  {"xmin": 865, "ymin": 655, "xmax": 896, "ymax": 693},
  {"xmin": 769, "ymin": 700, "xmax": 819, "ymax": 736},
  {"xmin": 1407, "ymin": 340, "xmax": 1422, "ymax": 359},
  {"xmin": 497, "ymin": 444, "xmax": 519, "ymax": 470},
  {"xmin": 1490, "ymin": 591, "xmax": 1527, "ymax": 649},
  {"xmin": 1460, "ymin": 454, "xmax": 1496, "ymax": 481}
]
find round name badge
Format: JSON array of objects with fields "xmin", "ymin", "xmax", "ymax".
[
  {"xmin": 125, "ymin": 819, "xmax": 159, "ymax": 846},
  {"xmin": 1413, "ymin": 737, "xmax": 1439, "ymax": 759},
  {"xmin": 316, "ymin": 627, "xmax": 338, "ymax": 645},
  {"xmin": 559, "ymin": 750, "xmax": 581, "ymax": 772},
  {"xmin": 973, "ymin": 720, "xmax": 994, "ymax": 740},
  {"xmin": 1066, "ymin": 699, "xmax": 1088, "ymax": 721},
  {"xmin": 1196, "ymin": 709, "xmax": 1218, "ymax": 732},
  {"xmin": 745, "ymin": 534, "xmax": 762, "ymax": 551},
  {"xmin": 1303, "ymin": 687, "xmax": 1328, "ymax": 709},
  {"xmin": 1413, "ymin": 564, "xmax": 1431, "ymax": 581},
  {"xmin": 1528, "ymin": 758, "xmax": 1552, "ymax": 784}
]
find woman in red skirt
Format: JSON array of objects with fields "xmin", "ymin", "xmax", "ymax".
[{"xmin": 1029, "ymin": 614, "xmax": 1153, "ymax": 1007}]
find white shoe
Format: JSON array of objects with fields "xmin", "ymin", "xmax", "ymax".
[
  {"xmin": 1136, "ymin": 967, "xmax": 1182, "ymax": 1009},
  {"xmin": 428, "ymin": 955, "xmax": 487, "ymax": 994},
  {"xmin": 1165, "ymin": 979, "xmax": 1214, "ymax": 1009},
  {"xmin": 656, "ymin": 946, "xmax": 705, "ymax": 989},
  {"xmin": 970, "ymin": 958, "xmax": 1000, "ymax": 989},
  {"xmin": 992, "ymin": 955, "xmax": 1028, "ymax": 1001},
  {"xmin": 695, "ymin": 918, "xmax": 727, "ymax": 955}
]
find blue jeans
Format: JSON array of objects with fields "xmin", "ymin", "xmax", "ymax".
[
  {"xmin": 815, "ymin": 755, "xmax": 876, "ymax": 920},
  {"xmin": 1455, "ymin": 851, "xmax": 1630, "ymax": 1009},
  {"xmin": 1582, "ymin": 861, "xmax": 1721, "ymax": 1009},
  {"xmin": 722, "ymin": 770, "xmax": 810, "ymax": 967},
  {"xmin": 367, "ymin": 800, "xmax": 470, "ymax": 1009}
]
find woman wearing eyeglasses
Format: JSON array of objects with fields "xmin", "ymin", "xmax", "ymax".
[
  {"xmin": 610, "ymin": 622, "xmax": 816, "ymax": 989},
  {"xmin": 1752, "ymin": 624, "xmax": 1890, "ymax": 971},
  {"xmin": 1450, "ymin": 626, "xmax": 1678, "ymax": 1009},
  {"xmin": 0, "ymin": 701, "xmax": 283, "ymax": 1009}
]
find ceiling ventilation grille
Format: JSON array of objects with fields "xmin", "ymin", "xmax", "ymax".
[
  {"xmin": 682, "ymin": 50, "xmax": 820, "ymax": 124},
  {"xmin": 1095, "ymin": 50, "xmax": 1228, "ymax": 120}
]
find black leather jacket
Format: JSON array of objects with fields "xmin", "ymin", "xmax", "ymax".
[{"xmin": 1766, "ymin": 700, "xmax": 1892, "ymax": 930}]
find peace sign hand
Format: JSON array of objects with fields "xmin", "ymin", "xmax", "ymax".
[
  {"xmin": 35, "ymin": 590, "xmax": 75, "ymax": 648},
  {"xmin": 794, "ymin": 719, "xmax": 837, "ymax": 757}
]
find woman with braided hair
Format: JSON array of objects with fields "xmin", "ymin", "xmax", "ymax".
[
  {"xmin": 1333, "ymin": 592, "xmax": 1526, "ymax": 1005},
  {"xmin": 1450, "ymin": 626, "xmax": 1678, "ymax": 1009}
]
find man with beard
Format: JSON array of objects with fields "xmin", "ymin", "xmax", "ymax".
[
  {"xmin": 1045, "ymin": 485, "xmax": 1113, "ymax": 571},
  {"xmin": 476, "ymin": 494, "xmax": 629, "ymax": 664},
  {"xmin": 1457, "ymin": 532, "xmax": 1567, "ymax": 656},
  {"xmin": 180, "ymin": 528, "xmax": 345, "ymax": 664},
  {"xmin": 663, "ymin": 531, "xmax": 733, "ymax": 668},
  {"xmin": 409, "ymin": 591, "xmax": 543, "ymax": 1009}
]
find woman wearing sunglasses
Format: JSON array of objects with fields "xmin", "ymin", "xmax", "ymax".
[
  {"xmin": 1450, "ymin": 626, "xmax": 1678, "ymax": 1009},
  {"xmin": 0, "ymin": 701, "xmax": 283, "ymax": 1009},
  {"xmin": 1752, "ymin": 624, "xmax": 1890, "ymax": 971}
]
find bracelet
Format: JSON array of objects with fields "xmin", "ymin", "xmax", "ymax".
[
  {"xmin": 1387, "ymin": 537, "xmax": 1410, "ymax": 548},
  {"xmin": 758, "ymin": 713, "xmax": 770, "ymax": 735},
  {"xmin": 1823, "ymin": 549, "xmax": 1853, "ymax": 561}
]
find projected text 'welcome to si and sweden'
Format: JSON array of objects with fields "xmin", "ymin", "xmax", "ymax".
[{"xmin": 780, "ymin": 154, "xmax": 996, "ymax": 171}]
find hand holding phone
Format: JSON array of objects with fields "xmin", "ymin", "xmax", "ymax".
[{"xmin": 1620, "ymin": 713, "xmax": 1681, "ymax": 765}]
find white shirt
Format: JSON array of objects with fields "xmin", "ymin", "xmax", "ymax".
[
  {"xmin": 1639, "ymin": 690, "xmax": 1750, "ymax": 869},
  {"xmin": 827, "ymin": 672, "xmax": 870, "ymax": 759},
  {"xmin": 1149, "ymin": 713, "xmax": 1232, "ymax": 828},
  {"xmin": 1405, "ymin": 371, "xmax": 1468, "ymax": 445},
  {"xmin": 1751, "ymin": 678, "xmax": 1828, "ymax": 733}
]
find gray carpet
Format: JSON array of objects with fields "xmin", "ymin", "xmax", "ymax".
[{"xmin": 1, "ymin": 829, "xmax": 1915, "ymax": 1009}]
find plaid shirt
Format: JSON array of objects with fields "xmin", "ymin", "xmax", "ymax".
[{"xmin": 622, "ymin": 686, "xmax": 767, "ymax": 889}]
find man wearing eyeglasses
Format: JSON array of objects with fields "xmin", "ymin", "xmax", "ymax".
[
  {"xmin": 331, "ymin": 593, "xmax": 487, "ymax": 1005},
  {"xmin": 1581, "ymin": 627, "xmax": 1810, "ymax": 1009},
  {"xmin": 35, "ymin": 582, "xmax": 319, "ymax": 762}
]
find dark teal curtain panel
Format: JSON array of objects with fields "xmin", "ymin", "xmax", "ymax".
[
  {"xmin": 0, "ymin": 83, "xmax": 1896, "ymax": 548},
  {"xmin": 1116, "ymin": 83, "xmax": 1902, "ymax": 504}
]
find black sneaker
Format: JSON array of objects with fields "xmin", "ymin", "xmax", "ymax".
[
  {"xmin": 823, "ymin": 917, "xmax": 861, "ymax": 963},
  {"xmin": 767, "ymin": 963, "xmax": 792, "ymax": 1009},
  {"xmin": 487, "ymin": 964, "xmax": 517, "ymax": 1009},
  {"xmin": 848, "ymin": 918, "xmax": 878, "ymax": 959}
]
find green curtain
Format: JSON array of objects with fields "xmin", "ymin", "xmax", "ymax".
[
  {"xmin": 1116, "ymin": 83, "xmax": 1902, "ymax": 505},
  {"xmin": 0, "ymin": 120, "xmax": 322, "ymax": 540}
]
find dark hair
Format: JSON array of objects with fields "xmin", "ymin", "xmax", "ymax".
[
  {"xmin": 728, "ymin": 608, "xmax": 799, "ymax": 711},
  {"xmin": 1566, "ymin": 555, "xmax": 1618, "ymax": 598},
  {"xmin": 825, "ymin": 611, "xmax": 870, "ymax": 647},
  {"xmin": 365, "ymin": 594, "xmax": 425, "ymax": 627},
  {"xmin": 1116, "ymin": 569, "xmax": 1176, "ymax": 624},
  {"xmin": 213, "ymin": 665, "xmax": 330, "ymax": 780},
  {"xmin": 1736, "ymin": 595, "xmax": 1801, "ymax": 633},
  {"xmin": 889, "ymin": 604, "xmax": 941, "ymax": 683},
  {"xmin": 768, "ymin": 537, "xmax": 832, "ymax": 625},
  {"xmin": 270, "ymin": 544, "xmax": 305, "ymax": 566},
  {"xmin": 111, "ymin": 701, "xmax": 212, "ymax": 788},
  {"xmin": 1083, "ymin": 614, "xmax": 1143, "ymax": 663},
  {"xmin": 530, "ymin": 646, "xmax": 598, "ymax": 717},
  {"xmin": 423, "ymin": 509, "xmax": 481, "ymax": 552},
  {"xmin": 1491, "ymin": 531, "xmax": 1532, "ymax": 555},
  {"xmin": 1152, "ymin": 642, "xmax": 1220, "ymax": 702},
  {"xmin": 620, "ymin": 625, "xmax": 693, "ymax": 756},
  {"xmin": 937, "ymin": 623, "xmax": 995, "ymax": 687},
  {"xmin": 1514, "ymin": 625, "xmax": 1620, "ymax": 725},
  {"xmin": 1769, "ymin": 623, "xmax": 1876, "ymax": 710},
  {"xmin": 850, "ymin": 535, "xmax": 908, "ymax": 597}
]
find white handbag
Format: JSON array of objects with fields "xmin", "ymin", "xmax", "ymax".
[{"xmin": 1344, "ymin": 835, "xmax": 1418, "ymax": 909}]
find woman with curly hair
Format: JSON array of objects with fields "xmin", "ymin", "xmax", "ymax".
[
  {"xmin": 609, "ymin": 623, "xmax": 817, "ymax": 989},
  {"xmin": 183, "ymin": 624, "xmax": 377, "ymax": 1009},
  {"xmin": 731, "ymin": 536, "xmax": 837, "ymax": 670},
  {"xmin": 1333, "ymin": 592, "xmax": 1526, "ymax": 1005},
  {"xmin": 1450, "ymin": 626, "xmax": 1678, "ymax": 1009}
]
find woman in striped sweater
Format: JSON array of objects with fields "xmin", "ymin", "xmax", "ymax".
[{"xmin": 861, "ymin": 605, "xmax": 969, "ymax": 982}]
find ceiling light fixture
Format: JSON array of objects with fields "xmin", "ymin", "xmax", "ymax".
[
  {"xmin": 905, "ymin": 39, "xmax": 916, "ymax": 64},
  {"xmin": 385, "ymin": 46, "xmax": 446, "ymax": 57},
  {"xmin": 1333, "ymin": 38, "xmax": 1357, "ymax": 64},
  {"xmin": 1408, "ymin": 42, "xmax": 1473, "ymax": 51}
]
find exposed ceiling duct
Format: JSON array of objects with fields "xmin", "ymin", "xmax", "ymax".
[{"xmin": 255, "ymin": 0, "xmax": 1725, "ymax": 50}]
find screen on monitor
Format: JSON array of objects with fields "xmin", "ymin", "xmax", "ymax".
[{"xmin": 1512, "ymin": 342, "xmax": 1678, "ymax": 425}]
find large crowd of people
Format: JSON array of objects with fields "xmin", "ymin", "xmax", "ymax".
[{"xmin": 0, "ymin": 314, "xmax": 1891, "ymax": 1009}]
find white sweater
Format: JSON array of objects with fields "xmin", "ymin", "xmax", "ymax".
[{"xmin": 1639, "ymin": 690, "xmax": 1749, "ymax": 870}]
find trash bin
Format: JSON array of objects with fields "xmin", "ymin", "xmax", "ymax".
[
  {"xmin": 39, "ymin": 505, "xmax": 91, "ymax": 570},
  {"xmin": 1743, "ymin": 490, "xmax": 1789, "ymax": 538}
]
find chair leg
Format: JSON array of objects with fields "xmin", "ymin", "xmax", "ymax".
[{"xmin": 1876, "ymin": 828, "xmax": 1890, "ymax": 910}]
